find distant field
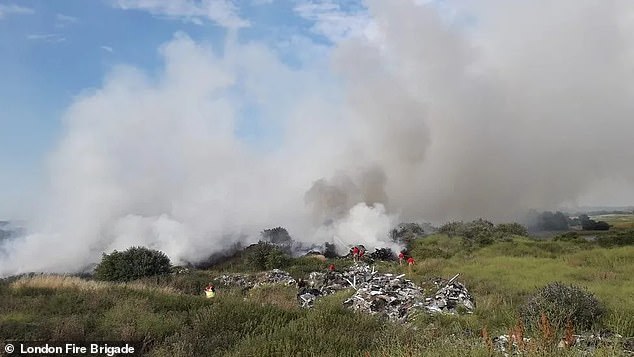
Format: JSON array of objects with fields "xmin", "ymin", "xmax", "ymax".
[{"xmin": 591, "ymin": 214, "xmax": 634, "ymax": 229}]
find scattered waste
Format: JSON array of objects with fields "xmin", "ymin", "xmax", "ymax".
[
  {"xmin": 492, "ymin": 331, "xmax": 630, "ymax": 356},
  {"xmin": 297, "ymin": 263, "xmax": 476, "ymax": 324},
  {"xmin": 217, "ymin": 273, "xmax": 254, "ymax": 289},
  {"xmin": 343, "ymin": 270, "xmax": 425, "ymax": 322},
  {"xmin": 254, "ymin": 269, "xmax": 296, "ymax": 287},
  {"xmin": 423, "ymin": 273, "xmax": 475, "ymax": 314},
  {"xmin": 368, "ymin": 248, "xmax": 396, "ymax": 261},
  {"xmin": 217, "ymin": 269, "xmax": 296, "ymax": 290},
  {"xmin": 492, "ymin": 334, "xmax": 531, "ymax": 356},
  {"xmin": 216, "ymin": 263, "xmax": 476, "ymax": 324}
]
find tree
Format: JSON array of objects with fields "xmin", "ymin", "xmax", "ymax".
[
  {"xmin": 495, "ymin": 223, "xmax": 529, "ymax": 237},
  {"xmin": 391, "ymin": 223, "xmax": 425, "ymax": 245},
  {"xmin": 261, "ymin": 227, "xmax": 292, "ymax": 245},
  {"xmin": 94, "ymin": 246, "xmax": 172, "ymax": 282},
  {"xmin": 244, "ymin": 241, "xmax": 290, "ymax": 270},
  {"xmin": 260, "ymin": 227, "xmax": 293, "ymax": 254}
]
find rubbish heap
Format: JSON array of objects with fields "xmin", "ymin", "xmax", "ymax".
[
  {"xmin": 254, "ymin": 269, "xmax": 296, "ymax": 287},
  {"xmin": 492, "ymin": 334, "xmax": 531, "ymax": 356},
  {"xmin": 423, "ymin": 273, "xmax": 475, "ymax": 314},
  {"xmin": 492, "ymin": 331, "xmax": 631, "ymax": 356},
  {"xmin": 368, "ymin": 248, "xmax": 396, "ymax": 261},
  {"xmin": 297, "ymin": 263, "xmax": 377, "ymax": 308},
  {"xmin": 297, "ymin": 263, "xmax": 476, "ymax": 321},
  {"xmin": 343, "ymin": 272, "xmax": 425, "ymax": 322},
  {"xmin": 217, "ymin": 269, "xmax": 296, "ymax": 289},
  {"xmin": 217, "ymin": 273, "xmax": 255, "ymax": 289}
]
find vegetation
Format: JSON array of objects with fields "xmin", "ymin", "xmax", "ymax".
[
  {"xmin": 520, "ymin": 282, "xmax": 605, "ymax": 332},
  {"xmin": 597, "ymin": 230, "xmax": 634, "ymax": 247},
  {"xmin": 94, "ymin": 247, "xmax": 172, "ymax": 282},
  {"xmin": 438, "ymin": 219, "xmax": 529, "ymax": 249},
  {"xmin": 243, "ymin": 241, "xmax": 291, "ymax": 271},
  {"xmin": 2, "ymin": 224, "xmax": 633, "ymax": 356},
  {"xmin": 260, "ymin": 227, "xmax": 292, "ymax": 245},
  {"xmin": 390, "ymin": 222, "xmax": 425, "ymax": 245}
]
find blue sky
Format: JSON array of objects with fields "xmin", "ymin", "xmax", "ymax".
[{"xmin": 0, "ymin": 0, "xmax": 367, "ymax": 218}]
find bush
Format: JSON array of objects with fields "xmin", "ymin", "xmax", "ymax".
[
  {"xmin": 94, "ymin": 247, "xmax": 171, "ymax": 282},
  {"xmin": 438, "ymin": 221, "xmax": 466, "ymax": 237},
  {"xmin": 597, "ymin": 231, "xmax": 634, "ymax": 247},
  {"xmin": 520, "ymin": 282, "xmax": 605, "ymax": 332},
  {"xmin": 496, "ymin": 223, "xmax": 529, "ymax": 237},
  {"xmin": 391, "ymin": 223, "xmax": 425, "ymax": 245},
  {"xmin": 244, "ymin": 241, "xmax": 290, "ymax": 271},
  {"xmin": 553, "ymin": 231, "xmax": 583, "ymax": 242},
  {"xmin": 260, "ymin": 226, "xmax": 293, "ymax": 254}
]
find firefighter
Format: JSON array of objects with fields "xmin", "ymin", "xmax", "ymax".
[
  {"xmin": 406, "ymin": 256, "xmax": 415, "ymax": 275},
  {"xmin": 204, "ymin": 283, "xmax": 216, "ymax": 298},
  {"xmin": 352, "ymin": 246, "xmax": 360, "ymax": 262},
  {"xmin": 398, "ymin": 251, "xmax": 405, "ymax": 265},
  {"xmin": 328, "ymin": 263, "xmax": 336, "ymax": 272}
]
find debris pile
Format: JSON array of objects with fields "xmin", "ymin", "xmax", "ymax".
[
  {"xmin": 343, "ymin": 272, "xmax": 425, "ymax": 322},
  {"xmin": 297, "ymin": 263, "xmax": 476, "ymax": 322},
  {"xmin": 307, "ymin": 271, "xmax": 349, "ymax": 295},
  {"xmin": 297, "ymin": 286, "xmax": 323, "ymax": 308},
  {"xmin": 217, "ymin": 269, "xmax": 296, "ymax": 289},
  {"xmin": 492, "ymin": 332, "xmax": 631, "ymax": 356},
  {"xmin": 296, "ymin": 263, "xmax": 377, "ymax": 308},
  {"xmin": 492, "ymin": 334, "xmax": 531, "ymax": 356},
  {"xmin": 255, "ymin": 269, "xmax": 296, "ymax": 287},
  {"xmin": 217, "ymin": 273, "xmax": 254, "ymax": 289},
  {"xmin": 562, "ymin": 332, "xmax": 628, "ymax": 354},
  {"xmin": 368, "ymin": 248, "xmax": 396, "ymax": 261},
  {"xmin": 424, "ymin": 274, "xmax": 475, "ymax": 314}
]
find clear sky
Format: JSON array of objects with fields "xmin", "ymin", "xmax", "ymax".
[{"xmin": 0, "ymin": 0, "xmax": 368, "ymax": 219}]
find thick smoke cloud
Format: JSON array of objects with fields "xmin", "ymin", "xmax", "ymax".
[{"xmin": 2, "ymin": 0, "xmax": 634, "ymax": 275}]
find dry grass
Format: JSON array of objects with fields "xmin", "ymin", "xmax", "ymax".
[{"xmin": 9, "ymin": 275, "xmax": 179, "ymax": 295}]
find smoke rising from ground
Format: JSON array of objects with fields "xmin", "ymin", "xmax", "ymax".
[{"xmin": 2, "ymin": 0, "xmax": 634, "ymax": 275}]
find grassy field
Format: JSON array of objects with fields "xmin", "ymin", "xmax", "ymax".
[
  {"xmin": 591, "ymin": 214, "xmax": 634, "ymax": 230},
  {"xmin": 1, "ymin": 233, "xmax": 633, "ymax": 356}
]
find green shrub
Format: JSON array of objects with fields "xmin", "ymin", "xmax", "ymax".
[
  {"xmin": 553, "ymin": 231, "xmax": 582, "ymax": 242},
  {"xmin": 495, "ymin": 223, "xmax": 529, "ymax": 237},
  {"xmin": 439, "ymin": 220, "xmax": 529, "ymax": 250},
  {"xmin": 94, "ymin": 247, "xmax": 172, "ymax": 282},
  {"xmin": 391, "ymin": 223, "xmax": 425, "ymax": 245},
  {"xmin": 243, "ymin": 241, "xmax": 290, "ymax": 271},
  {"xmin": 597, "ymin": 231, "xmax": 634, "ymax": 247},
  {"xmin": 438, "ymin": 221, "xmax": 467, "ymax": 237},
  {"xmin": 520, "ymin": 282, "xmax": 605, "ymax": 332}
]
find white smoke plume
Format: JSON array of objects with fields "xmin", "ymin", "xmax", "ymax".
[{"xmin": 2, "ymin": 0, "xmax": 634, "ymax": 275}]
